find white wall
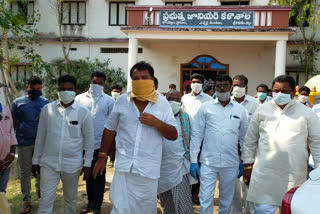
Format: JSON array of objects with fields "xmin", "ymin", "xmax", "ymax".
[{"xmin": 139, "ymin": 40, "xmax": 275, "ymax": 95}]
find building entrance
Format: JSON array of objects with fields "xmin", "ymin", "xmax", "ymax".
[{"xmin": 180, "ymin": 55, "xmax": 229, "ymax": 92}]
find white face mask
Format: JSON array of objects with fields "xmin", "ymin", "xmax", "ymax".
[
  {"xmin": 168, "ymin": 101, "xmax": 181, "ymax": 115},
  {"xmin": 272, "ymin": 92, "xmax": 291, "ymax": 106},
  {"xmin": 191, "ymin": 83, "xmax": 202, "ymax": 94},
  {"xmin": 111, "ymin": 91, "xmax": 121, "ymax": 100},
  {"xmin": 89, "ymin": 84, "xmax": 103, "ymax": 97},
  {"xmin": 58, "ymin": 91, "xmax": 76, "ymax": 104},
  {"xmin": 298, "ymin": 95, "xmax": 309, "ymax": 104},
  {"xmin": 232, "ymin": 86, "xmax": 246, "ymax": 98},
  {"xmin": 216, "ymin": 91, "xmax": 231, "ymax": 102}
]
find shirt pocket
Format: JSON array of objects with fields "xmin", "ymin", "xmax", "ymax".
[{"xmin": 68, "ymin": 122, "xmax": 81, "ymax": 138}]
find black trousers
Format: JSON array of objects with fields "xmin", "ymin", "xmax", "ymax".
[{"xmin": 86, "ymin": 149, "xmax": 107, "ymax": 210}]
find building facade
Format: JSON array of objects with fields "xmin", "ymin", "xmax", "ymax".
[{"xmin": 2, "ymin": 0, "xmax": 306, "ymax": 98}]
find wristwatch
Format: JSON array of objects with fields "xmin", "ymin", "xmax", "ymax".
[{"xmin": 9, "ymin": 153, "xmax": 15, "ymax": 158}]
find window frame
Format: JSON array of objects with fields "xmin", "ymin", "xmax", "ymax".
[
  {"xmin": 61, "ymin": 1, "xmax": 86, "ymax": 25},
  {"xmin": 109, "ymin": 1, "xmax": 135, "ymax": 26},
  {"xmin": 165, "ymin": 2, "xmax": 193, "ymax": 6},
  {"xmin": 10, "ymin": 1, "xmax": 35, "ymax": 25}
]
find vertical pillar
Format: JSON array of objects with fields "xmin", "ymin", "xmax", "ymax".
[
  {"xmin": 127, "ymin": 37, "xmax": 138, "ymax": 92},
  {"xmin": 274, "ymin": 40, "xmax": 287, "ymax": 77}
]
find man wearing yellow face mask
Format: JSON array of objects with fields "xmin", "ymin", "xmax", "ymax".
[{"xmin": 93, "ymin": 61, "xmax": 177, "ymax": 214}]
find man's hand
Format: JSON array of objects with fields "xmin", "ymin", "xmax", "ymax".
[
  {"xmin": 139, "ymin": 113, "xmax": 160, "ymax": 127},
  {"xmin": 32, "ymin": 165, "xmax": 40, "ymax": 179},
  {"xmin": 80, "ymin": 167, "xmax": 91, "ymax": 181},
  {"xmin": 190, "ymin": 163, "xmax": 200, "ymax": 180},
  {"xmin": 243, "ymin": 163, "xmax": 253, "ymax": 185},
  {"xmin": 0, "ymin": 154, "xmax": 15, "ymax": 171},
  {"xmin": 93, "ymin": 158, "xmax": 106, "ymax": 179}
]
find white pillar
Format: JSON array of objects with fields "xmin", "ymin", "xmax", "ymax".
[
  {"xmin": 127, "ymin": 37, "xmax": 138, "ymax": 92},
  {"xmin": 274, "ymin": 40, "xmax": 287, "ymax": 77}
]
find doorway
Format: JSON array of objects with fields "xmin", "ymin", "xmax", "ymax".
[{"xmin": 180, "ymin": 55, "xmax": 229, "ymax": 93}]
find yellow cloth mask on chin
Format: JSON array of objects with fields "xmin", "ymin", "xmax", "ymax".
[{"xmin": 130, "ymin": 79, "xmax": 157, "ymax": 103}]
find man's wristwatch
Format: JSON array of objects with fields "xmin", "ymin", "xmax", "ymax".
[{"xmin": 9, "ymin": 153, "xmax": 15, "ymax": 158}]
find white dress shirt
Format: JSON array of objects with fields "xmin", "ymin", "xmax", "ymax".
[
  {"xmin": 75, "ymin": 92, "xmax": 114, "ymax": 150},
  {"xmin": 158, "ymin": 115, "xmax": 189, "ymax": 194},
  {"xmin": 181, "ymin": 91, "xmax": 212, "ymax": 122},
  {"xmin": 190, "ymin": 99, "xmax": 248, "ymax": 167},
  {"xmin": 32, "ymin": 100, "xmax": 94, "ymax": 173},
  {"xmin": 243, "ymin": 100, "xmax": 320, "ymax": 206},
  {"xmin": 105, "ymin": 92, "xmax": 176, "ymax": 179},
  {"xmin": 231, "ymin": 95, "xmax": 259, "ymax": 119},
  {"xmin": 312, "ymin": 104, "xmax": 320, "ymax": 119}
]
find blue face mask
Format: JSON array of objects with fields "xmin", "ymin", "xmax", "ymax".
[
  {"xmin": 257, "ymin": 92, "xmax": 267, "ymax": 101},
  {"xmin": 272, "ymin": 92, "xmax": 291, "ymax": 105}
]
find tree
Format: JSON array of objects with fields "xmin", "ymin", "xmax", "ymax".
[
  {"xmin": 0, "ymin": 0, "xmax": 40, "ymax": 105},
  {"xmin": 270, "ymin": 0, "xmax": 320, "ymax": 81}
]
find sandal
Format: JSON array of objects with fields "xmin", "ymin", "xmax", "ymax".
[
  {"xmin": 19, "ymin": 203, "xmax": 32, "ymax": 214},
  {"xmin": 192, "ymin": 195, "xmax": 200, "ymax": 205},
  {"xmin": 80, "ymin": 205, "xmax": 93, "ymax": 214}
]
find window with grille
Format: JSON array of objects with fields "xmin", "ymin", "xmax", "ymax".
[
  {"xmin": 165, "ymin": 2, "xmax": 192, "ymax": 6},
  {"xmin": 220, "ymin": 1, "xmax": 249, "ymax": 5},
  {"xmin": 109, "ymin": 2, "xmax": 135, "ymax": 26},
  {"xmin": 11, "ymin": 1, "xmax": 34, "ymax": 24},
  {"xmin": 100, "ymin": 48, "xmax": 143, "ymax": 53},
  {"xmin": 61, "ymin": 1, "xmax": 86, "ymax": 25}
]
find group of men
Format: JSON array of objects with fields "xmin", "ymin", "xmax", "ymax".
[{"xmin": 0, "ymin": 60, "xmax": 320, "ymax": 214}]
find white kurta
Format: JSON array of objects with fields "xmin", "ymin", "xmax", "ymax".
[{"xmin": 243, "ymin": 100, "xmax": 320, "ymax": 206}]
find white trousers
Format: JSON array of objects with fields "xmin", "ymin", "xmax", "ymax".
[
  {"xmin": 109, "ymin": 171, "xmax": 158, "ymax": 214},
  {"xmin": 37, "ymin": 166, "xmax": 80, "ymax": 214},
  {"xmin": 230, "ymin": 177, "xmax": 255, "ymax": 214},
  {"xmin": 254, "ymin": 203, "xmax": 278, "ymax": 214},
  {"xmin": 199, "ymin": 165, "xmax": 238, "ymax": 214}
]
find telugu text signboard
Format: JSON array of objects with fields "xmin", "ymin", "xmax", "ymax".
[{"xmin": 159, "ymin": 11, "xmax": 254, "ymax": 28}]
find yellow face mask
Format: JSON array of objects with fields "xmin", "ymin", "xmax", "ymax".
[{"xmin": 130, "ymin": 79, "xmax": 157, "ymax": 103}]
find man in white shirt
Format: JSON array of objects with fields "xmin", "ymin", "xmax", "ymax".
[
  {"xmin": 256, "ymin": 84, "xmax": 272, "ymax": 105},
  {"xmin": 32, "ymin": 75, "xmax": 94, "ymax": 214},
  {"xmin": 231, "ymin": 74, "xmax": 259, "ymax": 214},
  {"xmin": 75, "ymin": 72, "xmax": 114, "ymax": 214},
  {"xmin": 243, "ymin": 75, "xmax": 320, "ymax": 213},
  {"xmin": 181, "ymin": 73, "xmax": 212, "ymax": 122},
  {"xmin": 158, "ymin": 90, "xmax": 193, "ymax": 214},
  {"xmin": 93, "ymin": 61, "xmax": 177, "ymax": 214},
  {"xmin": 181, "ymin": 73, "xmax": 212, "ymax": 204},
  {"xmin": 312, "ymin": 103, "xmax": 320, "ymax": 119},
  {"xmin": 190, "ymin": 75, "xmax": 248, "ymax": 214}
]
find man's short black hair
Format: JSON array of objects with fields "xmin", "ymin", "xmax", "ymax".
[
  {"xmin": 256, "ymin": 84, "xmax": 269, "ymax": 92},
  {"xmin": 169, "ymin": 84, "xmax": 176, "ymax": 89},
  {"xmin": 111, "ymin": 84, "xmax": 122, "ymax": 91},
  {"xmin": 233, "ymin": 74, "xmax": 248, "ymax": 86},
  {"xmin": 299, "ymin": 86, "xmax": 311, "ymax": 95},
  {"xmin": 272, "ymin": 75, "xmax": 296, "ymax": 91},
  {"xmin": 28, "ymin": 76, "xmax": 42, "ymax": 85},
  {"xmin": 216, "ymin": 75, "xmax": 233, "ymax": 86},
  {"xmin": 130, "ymin": 61, "xmax": 154, "ymax": 78},
  {"xmin": 58, "ymin": 75, "xmax": 77, "ymax": 87},
  {"xmin": 91, "ymin": 72, "xmax": 106, "ymax": 82},
  {"xmin": 203, "ymin": 85, "xmax": 213, "ymax": 93},
  {"xmin": 154, "ymin": 77, "xmax": 158, "ymax": 86},
  {"xmin": 184, "ymin": 84, "xmax": 191, "ymax": 92},
  {"xmin": 191, "ymin": 73, "xmax": 205, "ymax": 83}
]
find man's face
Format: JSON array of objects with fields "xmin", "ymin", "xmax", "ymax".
[
  {"xmin": 91, "ymin": 76, "xmax": 105, "ymax": 87},
  {"xmin": 232, "ymin": 78, "xmax": 247, "ymax": 93},
  {"xmin": 272, "ymin": 82, "xmax": 295, "ymax": 99},
  {"xmin": 191, "ymin": 78, "xmax": 203, "ymax": 85},
  {"xmin": 257, "ymin": 87, "xmax": 268, "ymax": 93},
  {"xmin": 58, "ymin": 82, "xmax": 76, "ymax": 92},
  {"xmin": 112, "ymin": 88, "xmax": 121, "ymax": 94},
  {"xmin": 27, "ymin": 84, "xmax": 42, "ymax": 91},
  {"xmin": 132, "ymin": 69, "xmax": 153, "ymax": 80},
  {"xmin": 215, "ymin": 81, "xmax": 231, "ymax": 93},
  {"xmin": 167, "ymin": 92, "xmax": 181, "ymax": 103},
  {"xmin": 299, "ymin": 91, "xmax": 309, "ymax": 96}
]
